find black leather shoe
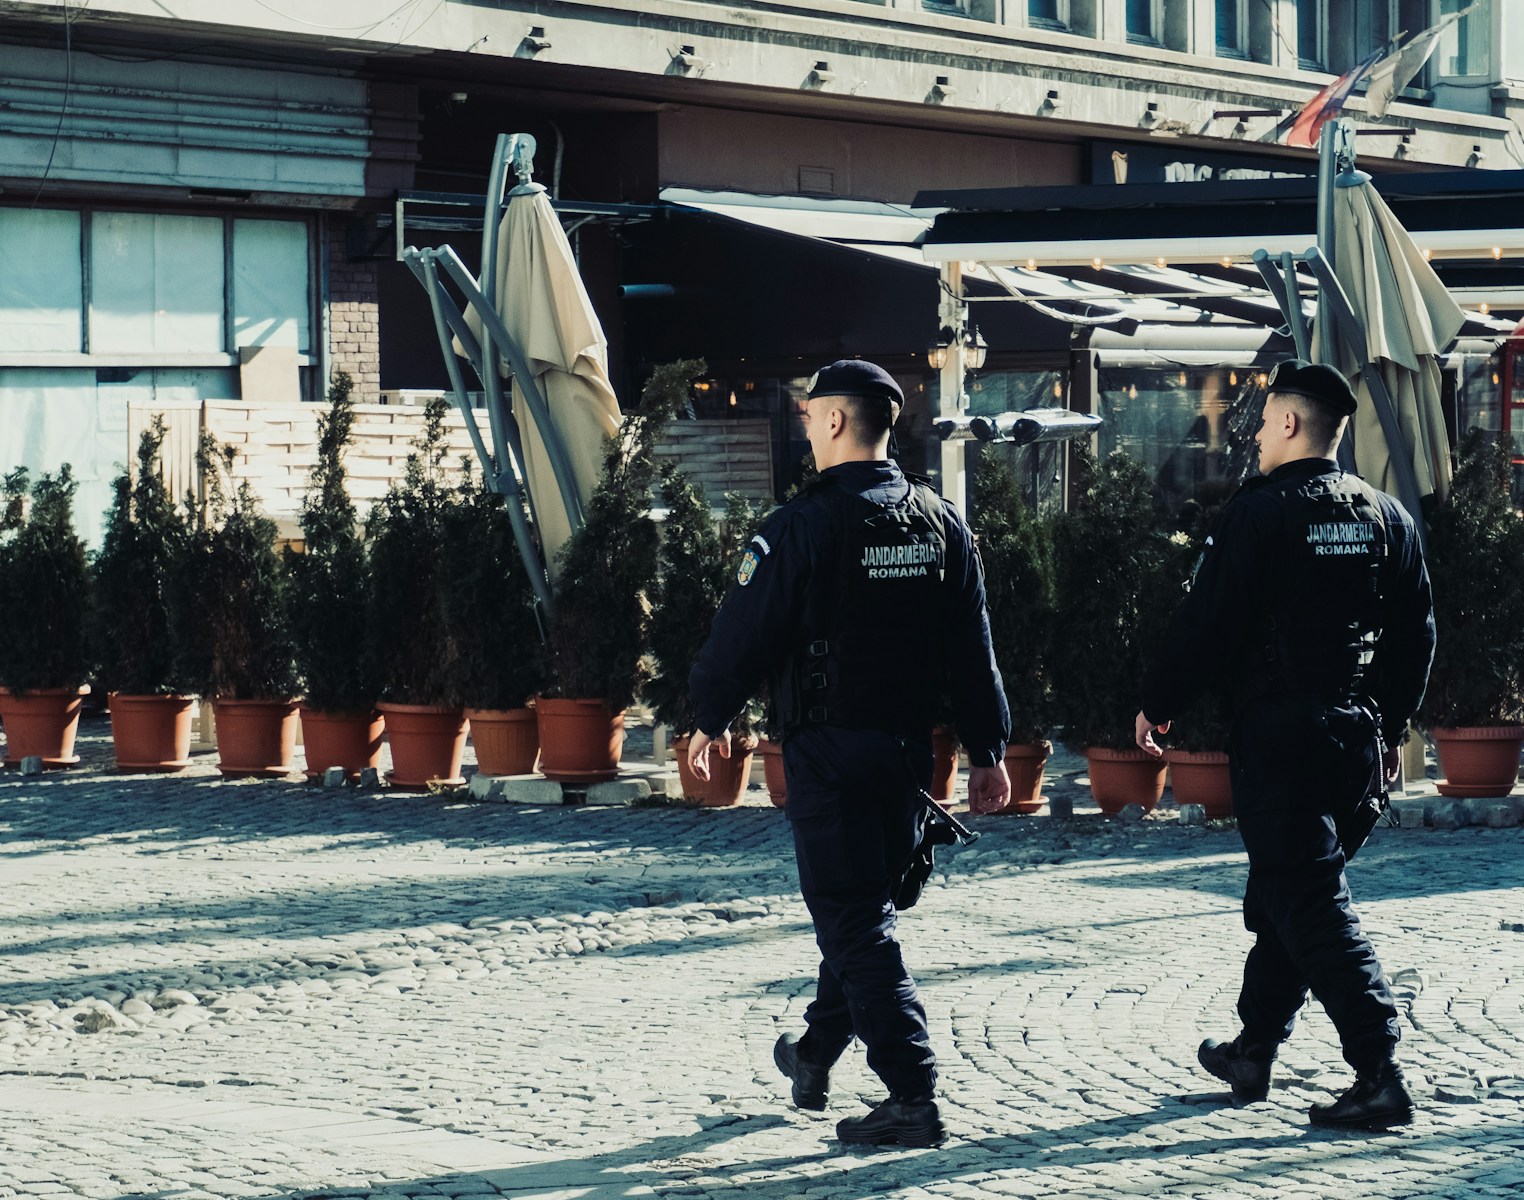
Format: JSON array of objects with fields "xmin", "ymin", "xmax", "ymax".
[
  {"xmin": 1309, "ymin": 1063, "xmax": 1414, "ymax": 1130},
  {"xmin": 773, "ymin": 1034, "xmax": 829, "ymax": 1111},
  {"xmin": 836, "ymin": 1097, "xmax": 946, "ymax": 1148},
  {"xmin": 1198, "ymin": 1037, "xmax": 1273, "ymax": 1103}
]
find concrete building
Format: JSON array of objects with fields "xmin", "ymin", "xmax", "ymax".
[{"xmin": 1, "ymin": 0, "xmax": 1521, "ymax": 533}]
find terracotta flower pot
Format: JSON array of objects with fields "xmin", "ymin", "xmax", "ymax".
[
  {"xmin": 673, "ymin": 735, "xmax": 758, "ymax": 807},
  {"xmin": 930, "ymin": 725, "xmax": 959, "ymax": 803},
  {"xmin": 1430, "ymin": 725, "xmax": 1524, "ymax": 798},
  {"xmin": 1084, "ymin": 746, "xmax": 1167, "ymax": 815},
  {"xmin": 300, "ymin": 706, "xmax": 384, "ymax": 781},
  {"xmin": 757, "ymin": 737, "xmax": 787, "ymax": 807},
  {"xmin": 109, "ymin": 693, "xmax": 194, "ymax": 772},
  {"xmin": 536, "ymin": 698, "xmax": 624, "ymax": 783},
  {"xmin": 0, "ymin": 685, "xmax": 90, "ymax": 767},
  {"xmin": 378, "ymin": 702, "xmax": 468, "ymax": 789},
  {"xmin": 1164, "ymin": 748, "xmax": 1233, "ymax": 817},
  {"xmin": 212, "ymin": 697, "xmax": 299, "ymax": 779},
  {"xmin": 1000, "ymin": 740, "xmax": 1051, "ymax": 814},
  {"xmin": 465, "ymin": 706, "xmax": 539, "ymax": 776}
]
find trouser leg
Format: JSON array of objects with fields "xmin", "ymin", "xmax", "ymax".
[
  {"xmin": 799, "ymin": 959, "xmax": 854, "ymax": 1065},
  {"xmin": 784, "ymin": 728, "xmax": 936, "ymax": 1100},
  {"xmin": 1232, "ymin": 707, "xmax": 1401, "ymax": 1073}
]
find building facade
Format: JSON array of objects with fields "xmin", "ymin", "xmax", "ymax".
[{"xmin": 1, "ymin": 0, "xmax": 1520, "ymax": 534}]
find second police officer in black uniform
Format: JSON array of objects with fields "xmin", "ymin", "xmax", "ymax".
[
  {"xmin": 1135, "ymin": 360, "xmax": 1435, "ymax": 1130},
  {"xmin": 687, "ymin": 359, "xmax": 1012, "ymax": 1148}
]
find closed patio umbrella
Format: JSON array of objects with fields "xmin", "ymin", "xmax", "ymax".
[
  {"xmin": 1312, "ymin": 174, "xmax": 1464, "ymax": 510},
  {"xmin": 464, "ymin": 181, "xmax": 621, "ymax": 577}
]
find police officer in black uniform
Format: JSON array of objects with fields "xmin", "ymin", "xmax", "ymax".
[
  {"xmin": 687, "ymin": 359, "xmax": 1011, "ymax": 1148},
  {"xmin": 1135, "ymin": 360, "xmax": 1435, "ymax": 1130}
]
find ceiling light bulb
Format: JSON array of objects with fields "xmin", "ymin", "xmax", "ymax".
[
  {"xmin": 1026, "ymin": 258, "xmax": 1037, "ymax": 270},
  {"xmin": 1092, "ymin": 257, "xmax": 1104, "ymax": 270},
  {"xmin": 1229, "ymin": 370, "xmax": 1238, "ymax": 386},
  {"xmin": 1156, "ymin": 257, "xmax": 1167, "ymax": 268},
  {"xmin": 1480, "ymin": 302, "xmax": 1491, "ymax": 314},
  {"xmin": 1221, "ymin": 256, "xmax": 1233, "ymax": 268},
  {"xmin": 1422, "ymin": 248, "xmax": 1432, "ymax": 260},
  {"xmin": 1493, "ymin": 247, "xmax": 1504, "ymax": 260}
]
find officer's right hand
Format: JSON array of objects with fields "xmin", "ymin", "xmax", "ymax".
[
  {"xmin": 1135, "ymin": 711, "xmax": 1170, "ymax": 758},
  {"xmin": 967, "ymin": 762, "xmax": 1010, "ymax": 814},
  {"xmin": 687, "ymin": 729, "xmax": 731, "ymax": 782}
]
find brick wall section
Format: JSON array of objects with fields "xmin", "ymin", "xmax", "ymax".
[{"xmin": 327, "ymin": 244, "xmax": 381, "ymax": 403}]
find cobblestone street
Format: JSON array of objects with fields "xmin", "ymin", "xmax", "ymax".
[{"xmin": 1, "ymin": 717, "xmax": 1521, "ymax": 1199}]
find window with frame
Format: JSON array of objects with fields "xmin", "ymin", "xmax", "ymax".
[
  {"xmin": 1439, "ymin": 0, "xmax": 1490, "ymax": 77},
  {"xmin": 1296, "ymin": 0, "xmax": 1326, "ymax": 69},
  {"xmin": 1126, "ymin": 0, "xmax": 1160, "ymax": 44},
  {"xmin": 1216, "ymin": 0, "xmax": 1248, "ymax": 55},
  {"xmin": 0, "ymin": 207, "xmax": 312, "ymax": 360},
  {"xmin": 1029, "ymin": 0, "xmax": 1069, "ymax": 30},
  {"xmin": 1327, "ymin": 0, "xmax": 1392, "ymax": 73}
]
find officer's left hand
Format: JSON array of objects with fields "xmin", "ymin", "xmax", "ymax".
[
  {"xmin": 1135, "ymin": 711, "xmax": 1170, "ymax": 758},
  {"xmin": 967, "ymin": 762, "xmax": 1011, "ymax": 814},
  {"xmin": 688, "ymin": 729, "xmax": 731, "ymax": 782}
]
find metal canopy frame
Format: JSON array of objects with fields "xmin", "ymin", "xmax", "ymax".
[{"xmin": 400, "ymin": 132, "xmax": 592, "ymax": 630}]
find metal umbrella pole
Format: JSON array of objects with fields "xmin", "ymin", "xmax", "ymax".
[{"xmin": 401, "ymin": 246, "xmax": 556, "ymax": 623}]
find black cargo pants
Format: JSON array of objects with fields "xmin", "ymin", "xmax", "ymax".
[
  {"xmin": 783, "ymin": 725, "xmax": 937, "ymax": 1101},
  {"xmin": 1229, "ymin": 696, "xmax": 1401, "ymax": 1073}
]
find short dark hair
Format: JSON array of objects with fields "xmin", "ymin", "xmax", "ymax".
[
  {"xmin": 834, "ymin": 394, "xmax": 896, "ymax": 445},
  {"xmin": 1275, "ymin": 390, "xmax": 1345, "ymax": 450}
]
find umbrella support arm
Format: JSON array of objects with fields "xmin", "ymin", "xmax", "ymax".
[
  {"xmin": 402, "ymin": 247, "xmax": 558, "ymax": 629},
  {"xmin": 1251, "ymin": 250, "xmax": 1313, "ymax": 360},
  {"xmin": 429, "ymin": 245, "xmax": 588, "ymax": 538},
  {"xmin": 1304, "ymin": 248, "xmax": 1429, "ymax": 548}
]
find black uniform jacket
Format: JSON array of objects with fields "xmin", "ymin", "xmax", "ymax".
[
  {"xmin": 689, "ymin": 459, "xmax": 1010, "ymax": 767},
  {"xmin": 1141, "ymin": 457, "xmax": 1435, "ymax": 746}
]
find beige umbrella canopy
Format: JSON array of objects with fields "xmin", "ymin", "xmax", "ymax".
[
  {"xmin": 1313, "ymin": 179, "xmax": 1465, "ymax": 508},
  {"xmin": 465, "ymin": 184, "xmax": 620, "ymax": 576}
]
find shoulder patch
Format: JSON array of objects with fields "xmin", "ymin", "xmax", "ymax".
[{"xmin": 737, "ymin": 547, "xmax": 761, "ymax": 587}]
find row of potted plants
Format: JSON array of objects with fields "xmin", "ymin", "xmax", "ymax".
[
  {"xmin": 0, "ymin": 364, "xmax": 705, "ymax": 791},
  {"xmin": 970, "ymin": 426, "xmax": 1524, "ymax": 816}
]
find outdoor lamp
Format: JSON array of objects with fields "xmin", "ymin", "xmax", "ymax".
[
  {"xmin": 964, "ymin": 327, "xmax": 988, "ymax": 370},
  {"xmin": 927, "ymin": 324, "xmax": 956, "ymax": 370}
]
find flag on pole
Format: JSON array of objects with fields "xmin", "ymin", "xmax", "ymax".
[
  {"xmin": 1286, "ymin": 49, "xmax": 1384, "ymax": 147},
  {"xmin": 1365, "ymin": 5, "xmax": 1479, "ymax": 120}
]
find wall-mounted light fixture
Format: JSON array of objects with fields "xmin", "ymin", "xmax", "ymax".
[{"xmin": 927, "ymin": 324, "xmax": 987, "ymax": 371}]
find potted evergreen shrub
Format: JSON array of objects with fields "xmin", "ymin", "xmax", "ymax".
[
  {"xmin": 647, "ymin": 465, "xmax": 766, "ymax": 805},
  {"xmin": 972, "ymin": 451, "xmax": 1056, "ymax": 813},
  {"xmin": 90, "ymin": 420, "xmax": 196, "ymax": 771},
  {"xmin": 1419, "ymin": 428, "xmax": 1524, "ymax": 797},
  {"xmin": 441, "ymin": 477, "xmax": 547, "ymax": 777},
  {"xmin": 366, "ymin": 398, "xmax": 470, "ymax": 788},
  {"xmin": 0, "ymin": 466, "xmax": 93, "ymax": 767},
  {"xmin": 288, "ymin": 372, "xmax": 384, "ymax": 782},
  {"xmin": 1160, "ymin": 696, "xmax": 1234, "ymax": 818},
  {"xmin": 1049, "ymin": 447, "xmax": 1179, "ymax": 814},
  {"xmin": 538, "ymin": 359, "xmax": 698, "ymax": 782},
  {"xmin": 175, "ymin": 438, "xmax": 301, "ymax": 777}
]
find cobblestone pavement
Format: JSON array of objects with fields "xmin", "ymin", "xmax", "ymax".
[{"xmin": 1, "ymin": 716, "xmax": 1521, "ymax": 1199}]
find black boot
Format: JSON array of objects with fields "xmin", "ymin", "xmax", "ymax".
[
  {"xmin": 773, "ymin": 1034, "xmax": 829, "ymax": 1111},
  {"xmin": 836, "ymin": 1096, "xmax": 946, "ymax": 1148},
  {"xmin": 1197, "ymin": 1037, "xmax": 1274, "ymax": 1103},
  {"xmin": 1309, "ymin": 1063, "xmax": 1414, "ymax": 1130}
]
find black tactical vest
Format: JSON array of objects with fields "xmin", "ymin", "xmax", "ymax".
[
  {"xmin": 1253, "ymin": 469, "xmax": 1388, "ymax": 705},
  {"xmin": 774, "ymin": 475, "xmax": 949, "ymax": 736}
]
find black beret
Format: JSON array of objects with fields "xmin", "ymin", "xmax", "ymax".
[
  {"xmin": 1266, "ymin": 359, "xmax": 1358, "ymax": 417},
  {"xmin": 807, "ymin": 359, "xmax": 904, "ymax": 409}
]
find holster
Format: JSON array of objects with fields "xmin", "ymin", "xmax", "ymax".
[{"xmin": 1335, "ymin": 700, "xmax": 1395, "ymax": 861}]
